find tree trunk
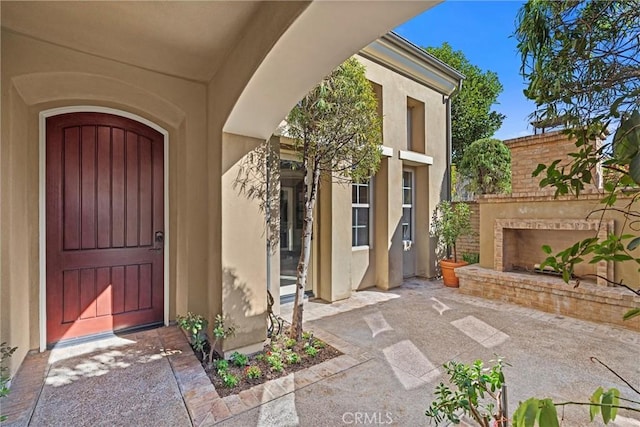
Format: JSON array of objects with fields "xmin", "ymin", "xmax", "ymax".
[{"xmin": 290, "ymin": 159, "xmax": 320, "ymax": 340}]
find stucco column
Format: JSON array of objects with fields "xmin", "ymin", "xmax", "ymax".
[
  {"xmin": 374, "ymin": 156, "xmax": 404, "ymax": 289},
  {"xmin": 317, "ymin": 176, "xmax": 353, "ymax": 301},
  {"xmin": 219, "ymin": 133, "xmax": 268, "ymax": 355},
  {"xmin": 414, "ymin": 165, "xmax": 431, "ymax": 277}
]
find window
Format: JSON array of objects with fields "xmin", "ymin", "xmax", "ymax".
[
  {"xmin": 402, "ymin": 171, "xmax": 413, "ymax": 241},
  {"xmin": 352, "ymin": 180, "xmax": 370, "ymax": 247}
]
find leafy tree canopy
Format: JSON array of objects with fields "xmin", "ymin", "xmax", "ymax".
[
  {"xmin": 458, "ymin": 137, "xmax": 511, "ymax": 195},
  {"xmin": 424, "ymin": 42, "xmax": 506, "ymax": 163},
  {"xmin": 286, "ymin": 58, "xmax": 382, "ymax": 184},
  {"xmin": 517, "ymin": 0, "xmax": 639, "ymax": 128},
  {"xmin": 285, "ymin": 57, "xmax": 382, "ymax": 339},
  {"xmin": 515, "ymin": 0, "xmax": 640, "ymax": 297}
]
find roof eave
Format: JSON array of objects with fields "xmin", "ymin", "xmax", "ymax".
[{"xmin": 359, "ymin": 32, "xmax": 464, "ymax": 96}]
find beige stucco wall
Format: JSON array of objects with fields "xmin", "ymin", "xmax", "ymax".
[
  {"xmin": 348, "ymin": 55, "xmax": 448, "ymax": 292},
  {"xmin": 0, "ymin": 0, "xmax": 314, "ymax": 370},
  {"xmin": 479, "ymin": 195, "xmax": 640, "ymax": 289},
  {"xmin": 0, "ymin": 29, "xmax": 211, "ymax": 373}
]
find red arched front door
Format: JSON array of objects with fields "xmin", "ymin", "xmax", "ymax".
[{"xmin": 46, "ymin": 112, "xmax": 164, "ymax": 344}]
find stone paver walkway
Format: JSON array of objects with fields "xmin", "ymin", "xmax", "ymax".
[{"xmin": 2, "ymin": 279, "xmax": 640, "ymax": 426}]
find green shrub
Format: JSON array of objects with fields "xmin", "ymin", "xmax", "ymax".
[
  {"xmin": 176, "ymin": 312, "xmax": 208, "ymax": 361},
  {"xmin": 462, "ymin": 253, "xmax": 480, "ymax": 264},
  {"xmin": 430, "ymin": 201, "xmax": 473, "ymax": 262},
  {"xmin": 266, "ymin": 351, "xmax": 284, "ymax": 372},
  {"xmin": 229, "ymin": 351, "xmax": 248, "ymax": 367},
  {"xmin": 245, "ymin": 365, "xmax": 262, "ymax": 380},
  {"xmin": 221, "ymin": 373, "xmax": 239, "ymax": 388},
  {"xmin": 304, "ymin": 344, "xmax": 318, "ymax": 357},
  {"xmin": 457, "ymin": 137, "xmax": 511, "ymax": 195},
  {"xmin": 0, "ymin": 343, "xmax": 17, "ymax": 422},
  {"xmin": 215, "ymin": 359, "xmax": 229, "ymax": 374},
  {"xmin": 284, "ymin": 338, "xmax": 297, "ymax": 349},
  {"xmin": 284, "ymin": 349, "xmax": 301, "ymax": 364}
]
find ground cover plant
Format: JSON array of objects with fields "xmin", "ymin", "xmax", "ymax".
[{"xmin": 177, "ymin": 314, "xmax": 340, "ymax": 397}]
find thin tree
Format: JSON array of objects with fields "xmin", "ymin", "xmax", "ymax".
[{"xmin": 286, "ymin": 58, "xmax": 382, "ymax": 340}]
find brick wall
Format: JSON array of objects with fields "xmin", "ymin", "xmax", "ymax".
[
  {"xmin": 456, "ymin": 265, "xmax": 640, "ymax": 332},
  {"xmin": 452, "ymin": 201, "xmax": 479, "ymax": 260},
  {"xmin": 505, "ymin": 130, "xmax": 600, "ymax": 195}
]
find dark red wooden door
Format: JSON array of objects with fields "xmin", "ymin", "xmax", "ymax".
[{"xmin": 46, "ymin": 112, "xmax": 164, "ymax": 344}]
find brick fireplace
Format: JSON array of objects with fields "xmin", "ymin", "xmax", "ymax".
[
  {"xmin": 455, "ymin": 130, "xmax": 640, "ymax": 332},
  {"xmin": 495, "ymin": 218, "xmax": 614, "ymax": 286}
]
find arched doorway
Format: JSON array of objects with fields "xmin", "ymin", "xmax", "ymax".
[{"xmin": 45, "ymin": 112, "xmax": 165, "ymax": 345}]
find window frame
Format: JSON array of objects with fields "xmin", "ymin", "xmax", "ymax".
[
  {"xmin": 352, "ymin": 178, "xmax": 373, "ymax": 249},
  {"xmin": 401, "ymin": 169, "xmax": 414, "ymax": 243}
]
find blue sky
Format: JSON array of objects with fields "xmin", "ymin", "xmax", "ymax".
[{"xmin": 395, "ymin": 1, "xmax": 538, "ymax": 140}]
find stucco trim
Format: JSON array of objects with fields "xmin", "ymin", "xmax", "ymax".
[
  {"xmin": 399, "ymin": 150, "xmax": 433, "ymax": 166},
  {"xmin": 38, "ymin": 106, "xmax": 170, "ymax": 351},
  {"xmin": 359, "ymin": 34, "xmax": 464, "ymax": 97},
  {"xmin": 380, "ymin": 145, "xmax": 393, "ymax": 157}
]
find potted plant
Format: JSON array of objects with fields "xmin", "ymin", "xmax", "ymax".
[{"xmin": 430, "ymin": 201, "xmax": 472, "ymax": 287}]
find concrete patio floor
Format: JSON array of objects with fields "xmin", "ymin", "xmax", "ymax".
[{"xmin": 3, "ymin": 279, "xmax": 640, "ymax": 426}]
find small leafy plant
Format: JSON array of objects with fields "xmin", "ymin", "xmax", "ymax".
[
  {"xmin": 430, "ymin": 201, "xmax": 473, "ymax": 262},
  {"xmin": 176, "ymin": 312, "xmax": 208, "ymax": 361},
  {"xmin": 245, "ymin": 365, "xmax": 262, "ymax": 380},
  {"xmin": 221, "ymin": 372, "xmax": 239, "ymax": 388},
  {"xmin": 209, "ymin": 314, "xmax": 235, "ymax": 366},
  {"xmin": 266, "ymin": 351, "xmax": 284, "ymax": 372},
  {"xmin": 425, "ymin": 359, "xmax": 507, "ymax": 427},
  {"xmin": 284, "ymin": 338, "xmax": 297, "ymax": 349},
  {"xmin": 284, "ymin": 349, "xmax": 301, "ymax": 364},
  {"xmin": 216, "ymin": 359, "xmax": 229, "ymax": 375},
  {"xmin": 229, "ymin": 351, "xmax": 248, "ymax": 367},
  {"xmin": 176, "ymin": 312, "xmax": 235, "ymax": 366},
  {"xmin": 1, "ymin": 342, "xmax": 18, "ymax": 422},
  {"xmin": 304, "ymin": 344, "xmax": 318, "ymax": 357},
  {"xmin": 462, "ymin": 252, "xmax": 480, "ymax": 264},
  {"xmin": 302, "ymin": 331, "xmax": 313, "ymax": 341}
]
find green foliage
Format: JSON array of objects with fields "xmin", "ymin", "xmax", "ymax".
[
  {"xmin": 266, "ymin": 351, "xmax": 284, "ymax": 372},
  {"xmin": 244, "ymin": 365, "xmax": 262, "ymax": 380},
  {"xmin": 286, "ymin": 57, "xmax": 382, "ymax": 185},
  {"xmin": 425, "ymin": 359, "xmax": 507, "ymax": 427},
  {"xmin": 458, "ymin": 138, "xmax": 511, "ymax": 195},
  {"xmin": 283, "ymin": 349, "xmax": 301, "ymax": 365},
  {"xmin": 177, "ymin": 312, "xmax": 236, "ymax": 365},
  {"xmin": 1, "ymin": 343, "xmax": 17, "ymax": 422},
  {"xmin": 430, "ymin": 201, "xmax": 473, "ymax": 262},
  {"xmin": 284, "ymin": 338, "xmax": 297, "ymax": 349},
  {"xmin": 304, "ymin": 344, "xmax": 318, "ymax": 357},
  {"xmin": 302, "ymin": 331, "xmax": 313, "ymax": 341},
  {"xmin": 424, "ymin": 43, "xmax": 505, "ymax": 162},
  {"xmin": 220, "ymin": 372, "xmax": 239, "ymax": 388},
  {"xmin": 462, "ymin": 253, "xmax": 480, "ymax": 265},
  {"xmin": 516, "ymin": 0, "xmax": 639, "ymax": 128},
  {"xmin": 229, "ymin": 351, "xmax": 248, "ymax": 367},
  {"xmin": 287, "ymin": 57, "xmax": 383, "ymax": 340},
  {"xmin": 176, "ymin": 312, "xmax": 208, "ymax": 361},
  {"xmin": 516, "ymin": 0, "xmax": 640, "ymax": 321},
  {"xmin": 512, "ymin": 388, "xmax": 622, "ymax": 427},
  {"xmin": 215, "ymin": 359, "xmax": 229, "ymax": 374}
]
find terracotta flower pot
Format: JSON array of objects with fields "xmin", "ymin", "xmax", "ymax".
[{"xmin": 440, "ymin": 259, "xmax": 468, "ymax": 288}]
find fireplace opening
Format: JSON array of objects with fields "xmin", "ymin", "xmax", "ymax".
[{"xmin": 495, "ymin": 219, "xmax": 613, "ymax": 286}]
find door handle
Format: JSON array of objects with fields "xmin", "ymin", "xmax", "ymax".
[{"xmin": 149, "ymin": 231, "xmax": 164, "ymax": 251}]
